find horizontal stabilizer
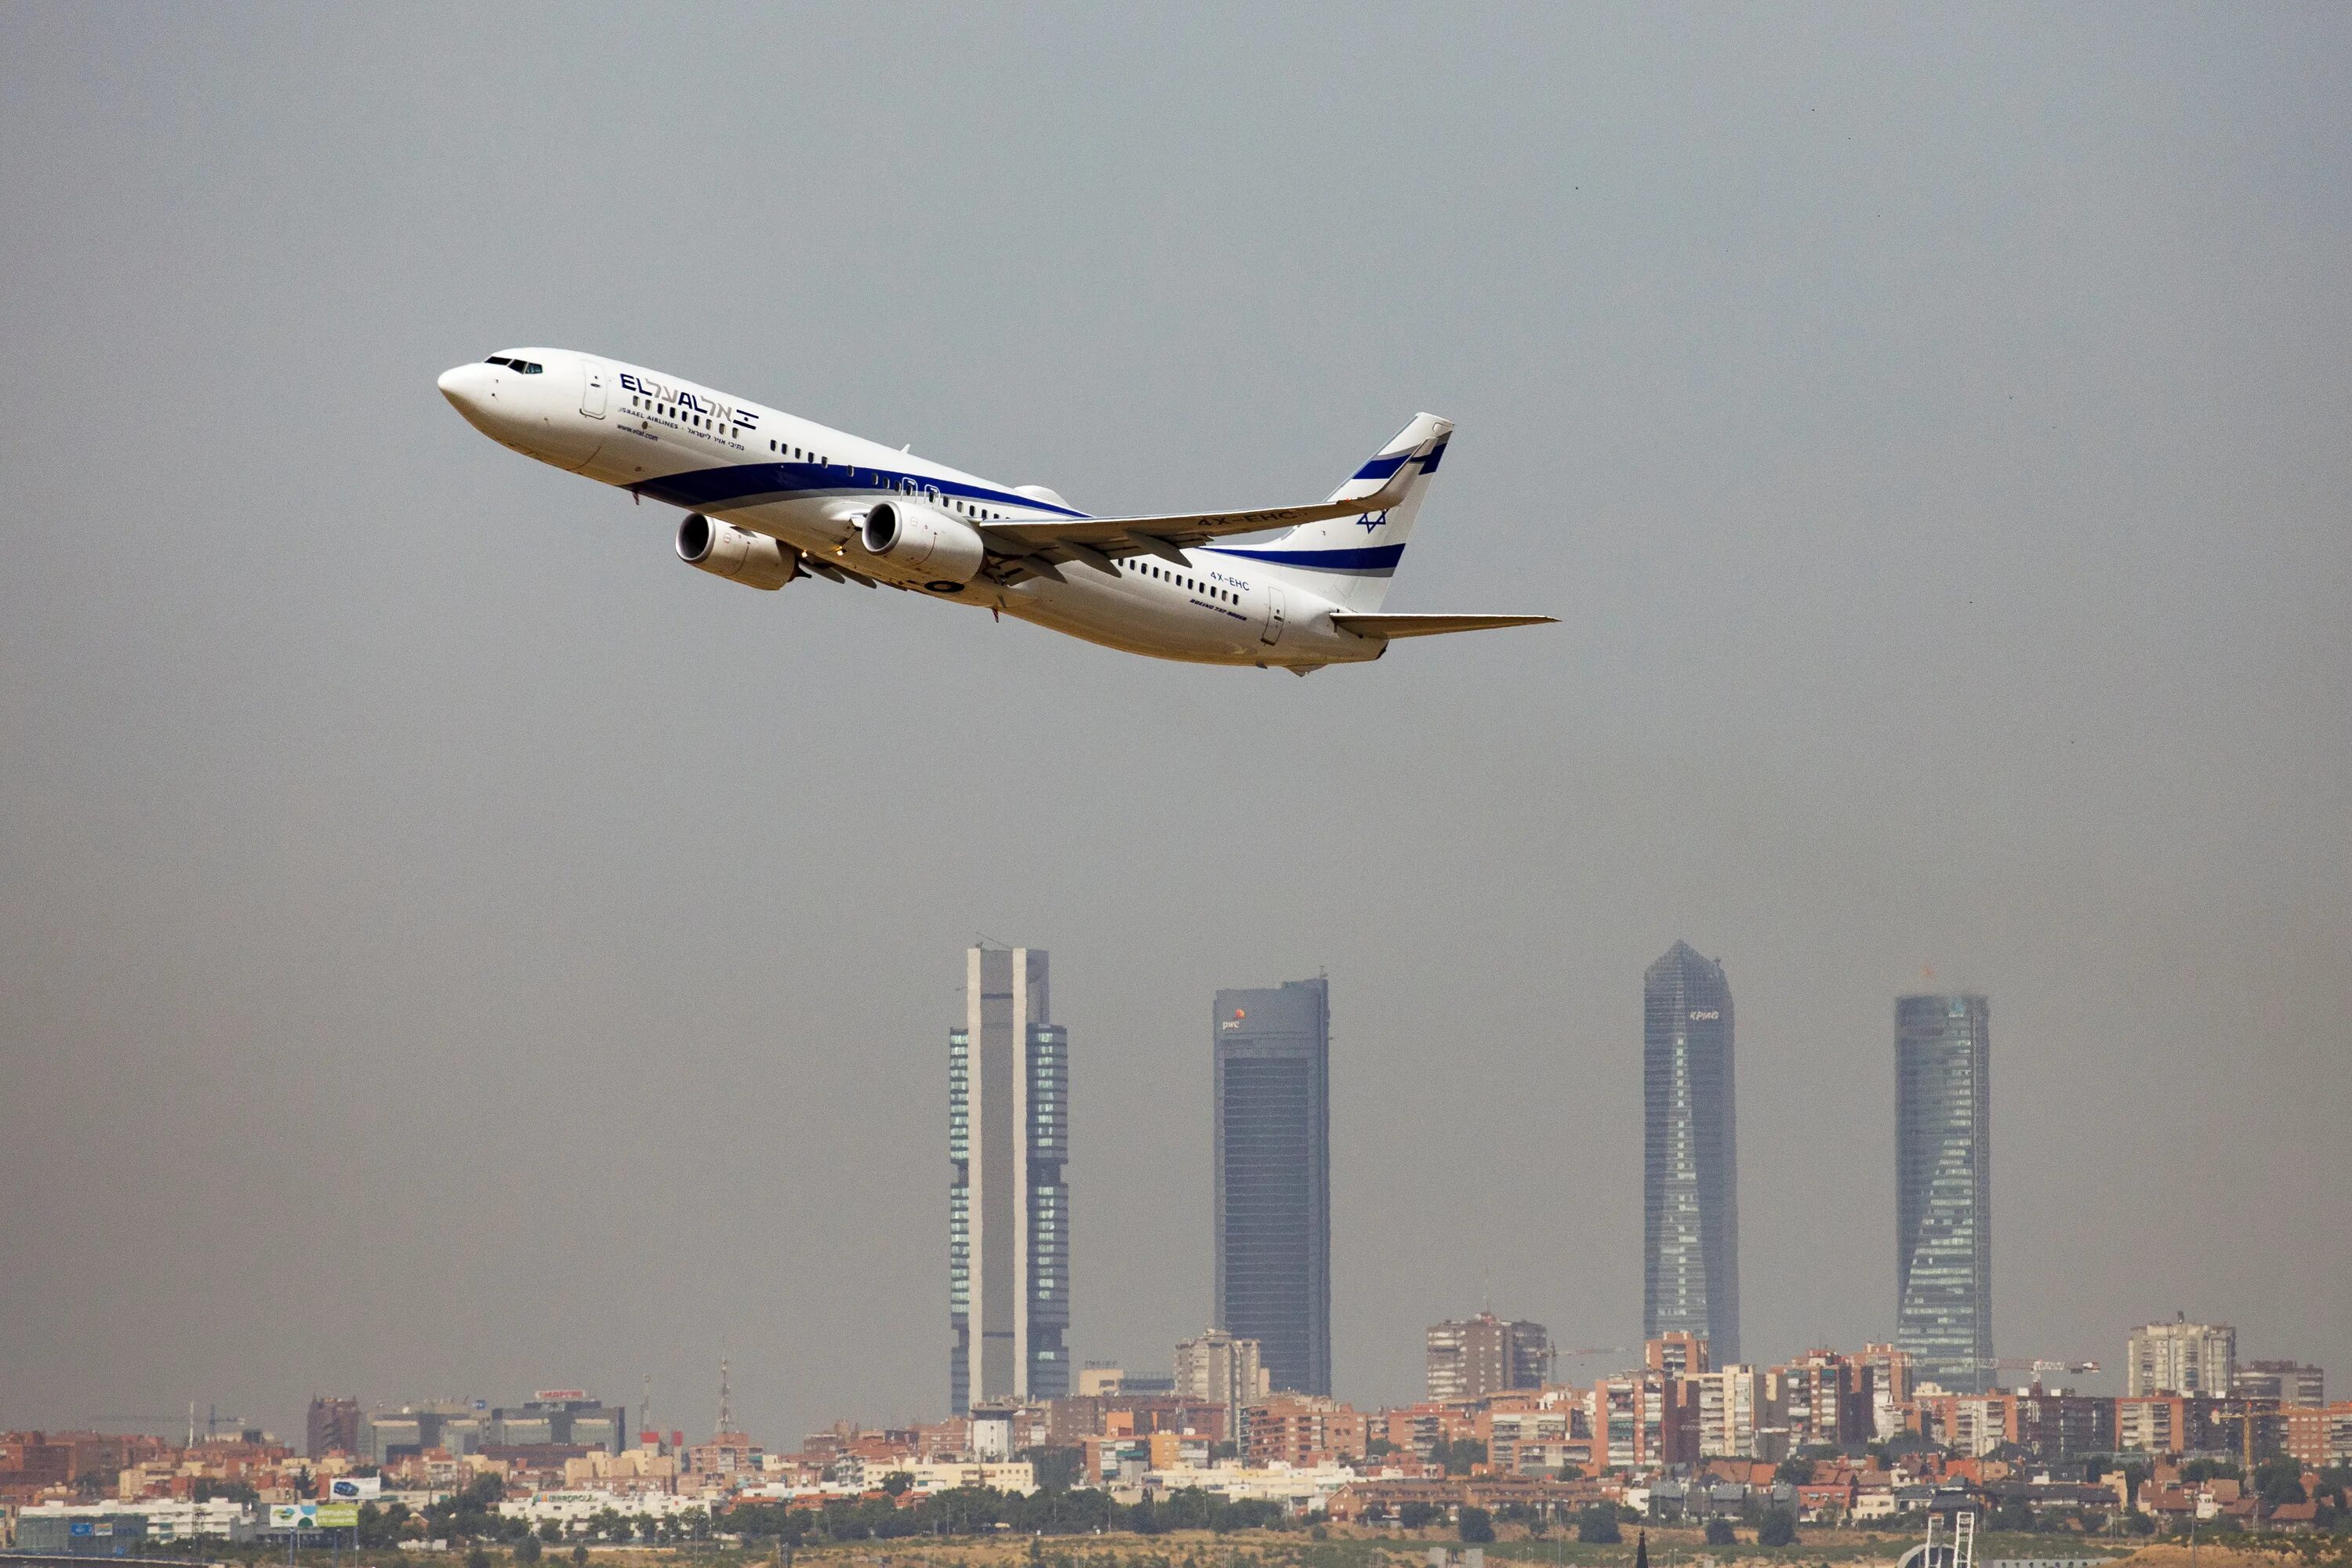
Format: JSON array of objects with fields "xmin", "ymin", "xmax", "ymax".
[{"xmin": 1330, "ymin": 613, "xmax": 1557, "ymax": 640}]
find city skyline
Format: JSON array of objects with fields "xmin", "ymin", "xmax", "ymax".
[{"xmin": 5, "ymin": 8, "xmax": 2347, "ymax": 1450}]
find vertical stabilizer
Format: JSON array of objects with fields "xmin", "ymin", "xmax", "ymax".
[{"xmin": 1203, "ymin": 414, "xmax": 1452, "ymax": 612}]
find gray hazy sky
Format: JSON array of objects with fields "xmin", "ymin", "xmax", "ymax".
[{"xmin": 3, "ymin": 4, "xmax": 2347, "ymax": 1446}]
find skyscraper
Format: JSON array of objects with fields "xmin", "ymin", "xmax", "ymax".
[
  {"xmin": 1213, "ymin": 976, "xmax": 1331, "ymax": 1397},
  {"xmin": 1895, "ymin": 993, "xmax": 1993, "ymax": 1392},
  {"xmin": 1642, "ymin": 941, "xmax": 1740, "ymax": 1365},
  {"xmin": 950, "ymin": 946, "xmax": 1069, "ymax": 1414}
]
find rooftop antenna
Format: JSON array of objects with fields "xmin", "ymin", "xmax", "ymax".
[{"xmin": 716, "ymin": 1358, "xmax": 735, "ymax": 1436}]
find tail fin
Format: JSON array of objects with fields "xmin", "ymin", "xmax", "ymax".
[{"xmin": 1205, "ymin": 414, "xmax": 1452, "ymax": 612}]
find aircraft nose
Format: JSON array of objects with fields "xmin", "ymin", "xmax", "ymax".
[{"xmin": 437, "ymin": 361, "xmax": 493, "ymax": 413}]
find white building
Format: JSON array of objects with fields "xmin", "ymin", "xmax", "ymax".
[
  {"xmin": 2128, "ymin": 1319, "xmax": 2236, "ymax": 1396},
  {"xmin": 16, "ymin": 1500, "xmax": 255, "ymax": 1543},
  {"xmin": 1175, "ymin": 1330, "xmax": 1272, "ymax": 1436},
  {"xmin": 497, "ymin": 1492, "xmax": 708, "ymax": 1528},
  {"xmin": 1697, "ymin": 1367, "xmax": 1766, "ymax": 1457},
  {"xmin": 1142, "ymin": 1462, "xmax": 1352, "ymax": 1515}
]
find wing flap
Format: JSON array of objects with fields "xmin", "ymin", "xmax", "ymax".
[{"xmin": 1330, "ymin": 613, "xmax": 1557, "ymax": 640}]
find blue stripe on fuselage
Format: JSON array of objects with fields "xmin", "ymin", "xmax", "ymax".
[
  {"xmin": 626, "ymin": 459, "xmax": 1091, "ymax": 518},
  {"xmin": 1203, "ymin": 543, "xmax": 1406, "ymax": 574}
]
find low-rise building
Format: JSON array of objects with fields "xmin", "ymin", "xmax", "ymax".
[
  {"xmin": 2235, "ymin": 1362, "xmax": 2325, "ymax": 1408},
  {"xmin": 1143, "ymin": 1461, "xmax": 1353, "ymax": 1515},
  {"xmin": 2285, "ymin": 1403, "xmax": 2352, "ymax": 1466},
  {"xmin": 1426, "ymin": 1315, "xmax": 1552, "ymax": 1403},
  {"xmin": 1246, "ymin": 1396, "xmax": 1368, "ymax": 1468}
]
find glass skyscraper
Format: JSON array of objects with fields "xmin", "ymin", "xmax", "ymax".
[
  {"xmin": 1212, "ymin": 976, "xmax": 1330, "ymax": 1397},
  {"xmin": 949, "ymin": 946, "xmax": 1069, "ymax": 1414},
  {"xmin": 1642, "ymin": 941, "xmax": 1740, "ymax": 1365},
  {"xmin": 1895, "ymin": 993, "xmax": 1992, "ymax": 1393}
]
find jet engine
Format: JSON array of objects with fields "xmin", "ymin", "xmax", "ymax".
[
  {"xmin": 677, "ymin": 513, "xmax": 799, "ymax": 590},
  {"xmin": 858, "ymin": 500, "xmax": 986, "ymax": 587}
]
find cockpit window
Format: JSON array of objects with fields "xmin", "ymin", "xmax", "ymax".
[{"xmin": 482, "ymin": 356, "xmax": 544, "ymax": 373}]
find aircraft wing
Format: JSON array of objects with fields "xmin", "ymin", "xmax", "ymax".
[
  {"xmin": 1330, "ymin": 613, "xmax": 1558, "ymax": 639},
  {"xmin": 975, "ymin": 470, "xmax": 1414, "ymax": 575}
]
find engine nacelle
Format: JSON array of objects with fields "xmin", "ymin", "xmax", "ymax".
[
  {"xmin": 858, "ymin": 500, "xmax": 986, "ymax": 587},
  {"xmin": 677, "ymin": 513, "xmax": 798, "ymax": 590}
]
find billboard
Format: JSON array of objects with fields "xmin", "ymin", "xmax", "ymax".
[
  {"xmin": 328, "ymin": 1476, "xmax": 381, "ymax": 1500},
  {"xmin": 271, "ymin": 1504, "xmax": 358, "ymax": 1530}
]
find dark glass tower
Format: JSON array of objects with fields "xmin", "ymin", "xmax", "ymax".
[
  {"xmin": 1213, "ymin": 977, "xmax": 1331, "ymax": 1396},
  {"xmin": 950, "ymin": 947, "xmax": 1069, "ymax": 1414},
  {"xmin": 1642, "ymin": 942, "xmax": 1740, "ymax": 1365},
  {"xmin": 1896, "ymin": 993, "xmax": 1992, "ymax": 1392}
]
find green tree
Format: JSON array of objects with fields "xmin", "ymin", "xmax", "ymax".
[
  {"xmin": 1777, "ymin": 1457, "xmax": 1816, "ymax": 1486},
  {"xmin": 1705, "ymin": 1518, "xmax": 1738, "ymax": 1546},
  {"xmin": 1576, "ymin": 1505, "xmax": 1622, "ymax": 1544},
  {"xmin": 515, "ymin": 1532, "xmax": 543, "ymax": 1563},
  {"xmin": 1439, "ymin": 1439, "xmax": 1487, "ymax": 1475},
  {"xmin": 1399, "ymin": 1502, "xmax": 1443, "ymax": 1531},
  {"xmin": 1757, "ymin": 1508, "xmax": 1798, "ymax": 1548},
  {"xmin": 1457, "ymin": 1506, "xmax": 1495, "ymax": 1544},
  {"xmin": 537, "ymin": 1523, "xmax": 561, "ymax": 1544},
  {"xmin": 570, "ymin": 1544, "xmax": 589, "ymax": 1568},
  {"xmin": 1991, "ymin": 1501, "xmax": 2036, "ymax": 1534},
  {"xmin": 466, "ymin": 1548, "xmax": 492, "ymax": 1568},
  {"xmin": 2255, "ymin": 1456, "xmax": 2307, "ymax": 1506},
  {"xmin": 1019, "ymin": 1446, "xmax": 1083, "ymax": 1491}
]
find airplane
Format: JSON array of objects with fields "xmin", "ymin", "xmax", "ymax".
[{"xmin": 436, "ymin": 348, "xmax": 1554, "ymax": 671}]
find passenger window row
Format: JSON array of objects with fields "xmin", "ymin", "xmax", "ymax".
[
  {"xmin": 627, "ymin": 394, "xmax": 750, "ymax": 441},
  {"xmin": 1132, "ymin": 561, "xmax": 1236, "ymax": 603}
]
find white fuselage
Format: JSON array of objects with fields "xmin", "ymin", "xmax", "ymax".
[{"xmin": 437, "ymin": 347, "xmax": 1382, "ymax": 668}]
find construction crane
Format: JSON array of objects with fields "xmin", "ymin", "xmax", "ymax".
[
  {"xmin": 2208, "ymin": 1403, "xmax": 2270, "ymax": 1527},
  {"xmin": 1980, "ymin": 1358, "xmax": 2101, "ymax": 1377}
]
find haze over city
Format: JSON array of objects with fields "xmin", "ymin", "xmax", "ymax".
[{"xmin": 2, "ymin": 0, "xmax": 2347, "ymax": 1457}]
